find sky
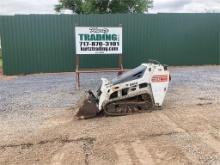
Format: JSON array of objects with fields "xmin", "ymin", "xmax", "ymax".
[{"xmin": 0, "ymin": 0, "xmax": 220, "ymax": 15}]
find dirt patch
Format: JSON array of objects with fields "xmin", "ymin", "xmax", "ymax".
[
  {"xmin": 1, "ymin": 104, "xmax": 219, "ymax": 165},
  {"xmin": 0, "ymin": 69, "xmax": 16, "ymax": 80}
]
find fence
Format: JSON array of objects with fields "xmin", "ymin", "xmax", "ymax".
[{"xmin": 0, "ymin": 13, "xmax": 219, "ymax": 75}]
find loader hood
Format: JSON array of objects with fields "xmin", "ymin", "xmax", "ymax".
[{"xmin": 112, "ymin": 65, "xmax": 147, "ymax": 85}]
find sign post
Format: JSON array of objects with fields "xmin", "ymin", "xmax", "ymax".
[{"xmin": 75, "ymin": 26, "xmax": 123, "ymax": 88}]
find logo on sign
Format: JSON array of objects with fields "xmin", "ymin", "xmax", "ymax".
[{"xmin": 89, "ymin": 27, "xmax": 109, "ymax": 33}]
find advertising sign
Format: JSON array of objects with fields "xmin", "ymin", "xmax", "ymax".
[{"xmin": 75, "ymin": 26, "xmax": 122, "ymax": 54}]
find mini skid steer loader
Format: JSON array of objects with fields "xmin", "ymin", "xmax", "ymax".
[{"xmin": 76, "ymin": 60, "xmax": 171, "ymax": 119}]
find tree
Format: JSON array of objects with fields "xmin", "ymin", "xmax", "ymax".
[{"xmin": 55, "ymin": 0, "xmax": 153, "ymax": 14}]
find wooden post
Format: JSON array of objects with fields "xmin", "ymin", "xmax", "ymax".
[
  {"xmin": 74, "ymin": 24, "xmax": 80, "ymax": 89},
  {"xmin": 118, "ymin": 24, "xmax": 123, "ymax": 75},
  {"xmin": 75, "ymin": 54, "xmax": 80, "ymax": 89},
  {"xmin": 118, "ymin": 54, "xmax": 123, "ymax": 75}
]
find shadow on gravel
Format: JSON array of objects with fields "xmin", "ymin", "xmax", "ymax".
[{"xmin": 75, "ymin": 109, "xmax": 158, "ymax": 120}]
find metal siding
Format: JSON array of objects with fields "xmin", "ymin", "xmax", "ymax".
[
  {"xmin": 219, "ymin": 15, "xmax": 220, "ymax": 64},
  {"xmin": 0, "ymin": 14, "xmax": 219, "ymax": 75}
]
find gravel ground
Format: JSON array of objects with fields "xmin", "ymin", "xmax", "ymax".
[
  {"xmin": 0, "ymin": 71, "xmax": 118, "ymax": 142},
  {"xmin": 0, "ymin": 65, "xmax": 219, "ymax": 165}
]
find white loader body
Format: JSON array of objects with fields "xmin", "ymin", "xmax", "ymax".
[
  {"xmin": 76, "ymin": 60, "xmax": 171, "ymax": 118},
  {"xmin": 98, "ymin": 62, "xmax": 170, "ymax": 112}
]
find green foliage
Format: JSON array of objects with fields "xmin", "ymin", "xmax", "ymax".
[{"xmin": 55, "ymin": 0, "xmax": 153, "ymax": 14}]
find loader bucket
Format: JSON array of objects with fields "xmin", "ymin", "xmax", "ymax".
[{"xmin": 75, "ymin": 91, "xmax": 99, "ymax": 119}]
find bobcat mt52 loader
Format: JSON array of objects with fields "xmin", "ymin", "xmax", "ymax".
[{"xmin": 76, "ymin": 60, "xmax": 171, "ymax": 119}]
